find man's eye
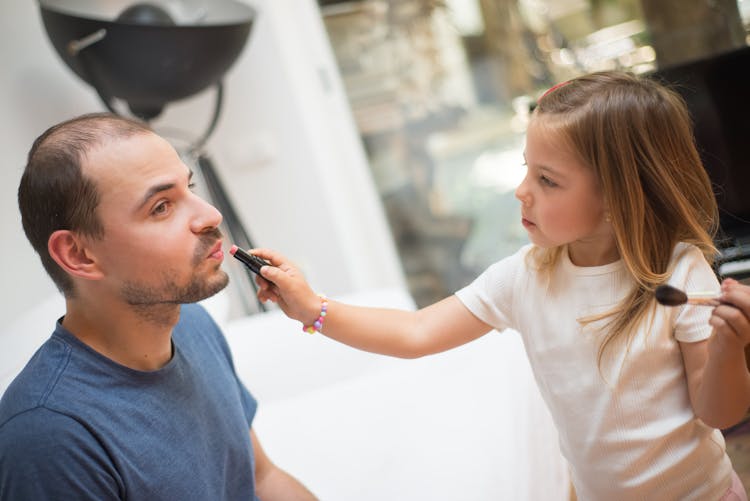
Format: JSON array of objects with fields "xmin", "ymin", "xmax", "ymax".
[
  {"xmin": 152, "ymin": 201, "xmax": 170, "ymax": 215},
  {"xmin": 188, "ymin": 182, "xmax": 196, "ymax": 191}
]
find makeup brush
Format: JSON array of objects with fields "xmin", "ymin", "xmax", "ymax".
[{"xmin": 654, "ymin": 284, "xmax": 721, "ymax": 307}]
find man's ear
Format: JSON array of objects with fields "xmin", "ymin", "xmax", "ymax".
[{"xmin": 48, "ymin": 230, "xmax": 104, "ymax": 281}]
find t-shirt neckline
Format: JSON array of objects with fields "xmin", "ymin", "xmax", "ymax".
[
  {"xmin": 561, "ymin": 245, "xmax": 624, "ymax": 276},
  {"xmin": 53, "ymin": 318, "xmax": 180, "ymax": 379}
]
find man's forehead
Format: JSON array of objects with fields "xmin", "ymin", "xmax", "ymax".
[
  {"xmin": 83, "ymin": 132, "xmax": 172, "ymax": 173},
  {"xmin": 82, "ymin": 131, "xmax": 144, "ymax": 165},
  {"xmin": 82, "ymin": 132, "xmax": 188, "ymax": 194}
]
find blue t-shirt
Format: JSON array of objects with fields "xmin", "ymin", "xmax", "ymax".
[{"xmin": 0, "ymin": 303, "xmax": 259, "ymax": 501}]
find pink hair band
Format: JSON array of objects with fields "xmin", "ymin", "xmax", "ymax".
[{"xmin": 541, "ymin": 80, "xmax": 571, "ymax": 99}]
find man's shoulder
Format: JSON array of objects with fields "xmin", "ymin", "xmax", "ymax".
[
  {"xmin": 0, "ymin": 335, "xmax": 72, "ymax": 425},
  {"xmin": 0, "ymin": 405, "xmax": 83, "ymax": 445},
  {"xmin": 0, "ymin": 406, "xmax": 119, "ymax": 500},
  {"xmin": 0, "ymin": 406, "xmax": 97, "ymax": 471}
]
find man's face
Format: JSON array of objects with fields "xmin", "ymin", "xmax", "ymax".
[{"xmin": 83, "ymin": 132, "xmax": 228, "ymax": 307}]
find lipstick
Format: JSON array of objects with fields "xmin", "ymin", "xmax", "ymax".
[{"xmin": 229, "ymin": 245, "xmax": 272, "ymax": 275}]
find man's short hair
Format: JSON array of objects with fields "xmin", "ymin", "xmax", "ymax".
[{"xmin": 18, "ymin": 113, "xmax": 153, "ymax": 295}]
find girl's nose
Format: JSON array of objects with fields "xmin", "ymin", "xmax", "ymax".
[{"xmin": 515, "ymin": 176, "xmax": 531, "ymax": 206}]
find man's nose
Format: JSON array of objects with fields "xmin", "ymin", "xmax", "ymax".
[{"xmin": 191, "ymin": 195, "xmax": 223, "ymax": 233}]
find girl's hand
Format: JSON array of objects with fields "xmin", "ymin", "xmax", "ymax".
[
  {"xmin": 708, "ymin": 278, "xmax": 750, "ymax": 352},
  {"xmin": 247, "ymin": 248, "xmax": 323, "ymax": 327}
]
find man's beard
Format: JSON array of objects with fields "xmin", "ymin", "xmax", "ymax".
[{"xmin": 120, "ymin": 228, "xmax": 230, "ymax": 310}]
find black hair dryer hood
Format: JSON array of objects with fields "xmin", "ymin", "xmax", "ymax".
[{"xmin": 39, "ymin": 0, "xmax": 255, "ymax": 120}]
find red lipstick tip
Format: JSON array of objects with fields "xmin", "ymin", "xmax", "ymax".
[{"xmin": 229, "ymin": 245, "xmax": 238, "ymax": 255}]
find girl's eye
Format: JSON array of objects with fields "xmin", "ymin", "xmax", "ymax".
[
  {"xmin": 540, "ymin": 175, "xmax": 557, "ymax": 187},
  {"xmin": 188, "ymin": 182, "xmax": 196, "ymax": 191}
]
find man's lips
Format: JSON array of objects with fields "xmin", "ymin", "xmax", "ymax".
[{"xmin": 208, "ymin": 240, "xmax": 224, "ymax": 260}]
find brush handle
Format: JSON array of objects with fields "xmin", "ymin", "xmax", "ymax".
[{"xmin": 685, "ymin": 292, "xmax": 721, "ymax": 306}]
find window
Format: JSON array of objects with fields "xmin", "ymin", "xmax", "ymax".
[{"xmin": 319, "ymin": 0, "xmax": 749, "ymax": 306}]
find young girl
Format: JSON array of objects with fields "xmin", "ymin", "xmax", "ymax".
[{"xmin": 250, "ymin": 71, "xmax": 750, "ymax": 499}]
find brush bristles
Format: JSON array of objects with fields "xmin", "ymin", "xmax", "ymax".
[{"xmin": 655, "ymin": 285, "xmax": 688, "ymax": 306}]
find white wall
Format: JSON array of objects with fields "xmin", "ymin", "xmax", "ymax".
[{"xmin": 0, "ymin": 0, "xmax": 406, "ymax": 325}]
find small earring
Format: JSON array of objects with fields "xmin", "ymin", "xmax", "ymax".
[{"xmin": 604, "ymin": 212, "xmax": 612, "ymax": 223}]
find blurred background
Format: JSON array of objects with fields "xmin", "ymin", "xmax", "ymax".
[{"xmin": 318, "ymin": 0, "xmax": 750, "ymax": 307}]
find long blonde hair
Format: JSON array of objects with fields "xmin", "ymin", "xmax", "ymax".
[{"xmin": 529, "ymin": 71, "xmax": 718, "ymax": 365}]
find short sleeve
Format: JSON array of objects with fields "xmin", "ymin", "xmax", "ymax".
[
  {"xmin": 454, "ymin": 245, "xmax": 529, "ymax": 331},
  {"xmin": 0, "ymin": 407, "xmax": 122, "ymax": 500},
  {"xmin": 669, "ymin": 244, "xmax": 721, "ymax": 343}
]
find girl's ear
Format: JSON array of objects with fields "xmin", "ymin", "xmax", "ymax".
[{"xmin": 47, "ymin": 230, "xmax": 104, "ymax": 281}]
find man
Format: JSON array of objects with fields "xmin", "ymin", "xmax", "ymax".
[{"xmin": 0, "ymin": 113, "xmax": 317, "ymax": 500}]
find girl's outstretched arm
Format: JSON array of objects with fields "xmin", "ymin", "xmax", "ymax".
[
  {"xmin": 681, "ymin": 278, "xmax": 750, "ymax": 430},
  {"xmin": 250, "ymin": 248, "xmax": 493, "ymax": 358}
]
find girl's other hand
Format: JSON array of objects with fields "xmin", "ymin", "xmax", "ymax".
[{"xmin": 709, "ymin": 278, "xmax": 750, "ymax": 351}]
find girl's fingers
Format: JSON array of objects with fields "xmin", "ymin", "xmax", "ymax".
[
  {"xmin": 250, "ymin": 247, "xmax": 289, "ymax": 268},
  {"xmin": 720, "ymin": 282, "xmax": 750, "ymax": 312},
  {"xmin": 711, "ymin": 304, "xmax": 750, "ymax": 345}
]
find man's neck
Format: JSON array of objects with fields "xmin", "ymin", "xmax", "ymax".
[{"xmin": 62, "ymin": 297, "xmax": 180, "ymax": 371}]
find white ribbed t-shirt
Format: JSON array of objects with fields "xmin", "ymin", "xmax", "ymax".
[{"xmin": 456, "ymin": 243, "xmax": 732, "ymax": 500}]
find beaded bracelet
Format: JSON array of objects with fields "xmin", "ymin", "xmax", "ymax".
[{"xmin": 303, "ymin": 294, "xmax": 328, "ymax": 334}]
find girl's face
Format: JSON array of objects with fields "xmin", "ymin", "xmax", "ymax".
[{"xmin": 515, "ymin": 118, "xmax": 617, "ymax": 266}]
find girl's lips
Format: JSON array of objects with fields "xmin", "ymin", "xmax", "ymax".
[{"xmin": 522, "ymin": 218, "xmax": 536, "ymax": 229}]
